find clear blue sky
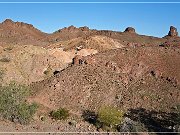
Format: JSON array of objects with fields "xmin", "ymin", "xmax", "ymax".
[{"xmin": 0, "ymin": 0, "xmax": 179, "ymax": 37}]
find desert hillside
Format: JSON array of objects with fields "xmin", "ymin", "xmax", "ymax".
[
  {"xmin": 30, "ymin": 47, "xmax": 180, "ymax": 113},
  {"xmin": 0, "ymin": 19, "xmax": 180, "ymax": 133}
]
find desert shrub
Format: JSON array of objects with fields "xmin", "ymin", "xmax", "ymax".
[
  {"xmin": 82, "ymin": 107, "xmax": 124, "ymax": 131},
  {"xmin": 50, "ymin": 108, "xmax": 69, "ymax": 120},
  {"xmin": 0, "ymin": 57, "xmax": 10, "ymax": 62},
  {"xmin": 98, "ymin": 106, "xmax": 124, "ymax": 129},
  {"xmin": 0, "ymin": 82, "xmax": 38, "ymax": 124},
  {"xmin": 16, "ymin": 103, "xmax": 38, "ymax": 124}
]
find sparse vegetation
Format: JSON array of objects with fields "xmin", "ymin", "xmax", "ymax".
[
  {"xmin": 82, "ymin": 106, "xmax": 124, "ymax": 131},
  {"xmin": 16, "ymin": 102, "xmax": 38, "ymax": 124},
  {"xmin": 0, "ymin": 82, "xmax": 38, "ymax": 124},
  {"xmin": 50, "ymin": 108, "xmax": 69, "ymax": 120},
  {"xmin": 98, "ymin": 106, "xmax": 124, "ymax": 129}
]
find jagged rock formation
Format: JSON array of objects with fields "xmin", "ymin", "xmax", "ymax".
[
  {"xmin": 0, "ymin": 19, "xmax": 168, "ymax": 47},
  {"xmin": 168, "ymin": 26, "xmax": 178, "ymax": 37},
  {"xmin": 124, "ymin": 27, "xmax": 136, "ymax": 34},
  {"xmin": 161, "ymin": 26, "xmax": 180, "ymax": 47}
]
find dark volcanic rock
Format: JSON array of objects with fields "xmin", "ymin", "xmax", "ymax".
[
  {"xmin": 168, "ymin": 26, "xmax": 178, "ymax": 37},
  {"xmin": 124, "ymin": 27, "xmax": 136, "ymax": 34}
]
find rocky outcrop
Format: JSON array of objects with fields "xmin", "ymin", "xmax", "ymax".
[
  {"xmin": 73, "ymin": 55, "xmax": 83, "ymax": 65},
  {"xmin": 2, "ymin": 19, "xmax": 35, "ymax": 29},
  {"xmin": 2, "ymin": 19, "xmax": 14, "ymax": 25},
  {"xmin": 79, "ymin": 26, "xmax": 90, "ymax": 31},
  {"xmin": 168, "ymin": 26, "xmax": 178, "ymax": 37},
  {"xmin": 73, "ymin": 55, "xmax": 96, "ymax": 65},
  {"xmin": 57, "ymin": 26, "xmax": 90, "ymax": 33},
  {"xmin": 124, "ymin": 27, "xmax": 136, "ymax": 34}
]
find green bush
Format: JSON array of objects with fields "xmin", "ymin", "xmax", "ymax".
[
  {"xmin": 16, "ymin": 103, "xmax": 38, "ymax": 124},
  {"xmin": 50, "ymin": 108, "xmax": 69, "ymax": 120},
  {"xmin": 0, "ymin": 82, "xmax": 38, "ymax": 124},
  {"xmin": 98, "ymin": 106, "xmax": 124, "ymax": 128}
]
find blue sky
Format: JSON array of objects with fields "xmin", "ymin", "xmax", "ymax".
[{"xmin": 0, "ymin": 0, "xmax": 179, "ymax": 37}]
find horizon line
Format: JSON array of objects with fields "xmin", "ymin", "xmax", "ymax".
[
  {"xmin": 0, "ymin": 1, "xmax": 180, "ymax": 4},
  {"xmin": 0, "ymin": 18, "xmax": 176, "ymax": 38}
]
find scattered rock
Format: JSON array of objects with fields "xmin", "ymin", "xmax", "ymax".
[
  {"xmin": 105, "ymin": 61, "xmax": 120, "ymax": 73},
  {"xmin": 118, "ymin": 117, "xmax": 147, "ymax": 132}
]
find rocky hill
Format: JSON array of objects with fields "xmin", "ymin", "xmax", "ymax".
[
  {"xmin": 47, "ymin": 35, "xmax": 124, "ymax": 52},
  {"xmin": 50, "ymin": 25, "xmax": 167, "ymax": 47},
  {"xmin": 0, "ymin": 19, "xmax": 180, "ymax": 133},
  {"xmin": 0, "ymin": 19, "xmax": 49, "ymax": 46},
  {"xmin": 30, "ymin": 47, "xmax": 180, "ymax": 113},
  {"xmin": 0, "ymin": 19, "xmax": 179, "ymax": 49}
]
